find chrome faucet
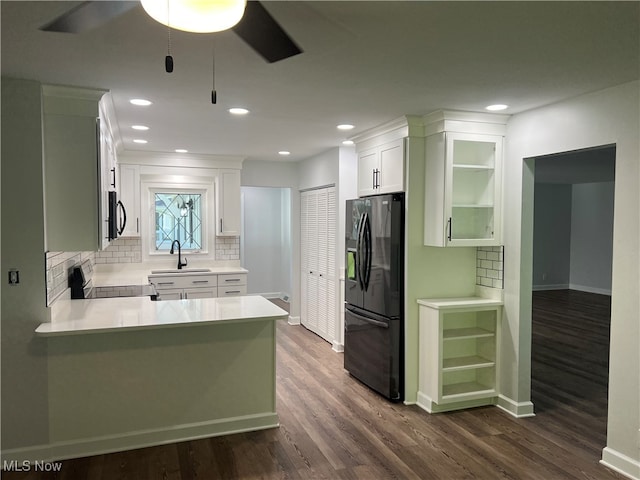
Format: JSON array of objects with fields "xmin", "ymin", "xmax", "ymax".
[{"xmin": 169, "ymin": 240, "xmax": 187, "ymax": 269}]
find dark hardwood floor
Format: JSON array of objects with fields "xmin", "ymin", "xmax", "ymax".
[{"xmin": 3, "ymin": 292, "xmax": 624, "ymax": 479}]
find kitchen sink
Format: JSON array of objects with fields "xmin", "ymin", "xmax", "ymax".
[{"xmin": 150, "ymin": 268, "xmax": 211, "ymax": 274}]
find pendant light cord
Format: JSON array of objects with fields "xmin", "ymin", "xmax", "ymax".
[
  {"xmin": 211, "ymin": 38, "xmax": 217, "ymax": 104},
  {"xmin": 165, "ymin": 0, "xmax": 174, "ymax": 72}
]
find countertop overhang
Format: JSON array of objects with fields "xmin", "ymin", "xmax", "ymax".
[{"xmin": 37, "ymin": 295, "xmax": 287, "ymax": 337}]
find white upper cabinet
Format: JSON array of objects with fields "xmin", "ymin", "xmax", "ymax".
[
  {"xmin": 42, "ymin": 84, "xmax": 107, "ymax": 252},
  {"xmin": 423, "ymin": 111, "xmax": 508, "ymax": 247},
  {"xmin": 357, "ymin": 138, "xmax": 405, "ymax": 197},
  {"xmin": 353, "ymin": 116, "xmax": 423, "ymax": 198},
  {"xmin": 215, "ymin": 169, "xmax": 241, "ymax": 236}
]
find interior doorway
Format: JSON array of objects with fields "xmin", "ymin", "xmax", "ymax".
[
  {"xmin": 529, "ymin": 145, "xmax": 615, "ymax": 448},
  {"xmin": 240, "ymin": 186, "xmax": 292, "ymax": 299}
]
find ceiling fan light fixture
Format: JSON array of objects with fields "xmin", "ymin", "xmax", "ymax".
[{"xmin": 141, "ymin": 0, "xmax": 247, "ymax": 33}]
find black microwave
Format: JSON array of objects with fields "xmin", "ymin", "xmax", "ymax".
[{"xmin": 108, "ymin": 191, "xmax": 127, "ymax": 240}]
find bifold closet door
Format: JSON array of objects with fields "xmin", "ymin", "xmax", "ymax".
[{"xmin": 300, "ymin": 187, "xmax": 337, "ymax": 344}]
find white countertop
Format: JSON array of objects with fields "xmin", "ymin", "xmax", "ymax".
[
  {"xmin": 417, "ymin": 296, "xmax": 504, "ymax": 310},
  {"xmin": 37, "ymin": 295, "xmax": 287, "ymax": 337}
]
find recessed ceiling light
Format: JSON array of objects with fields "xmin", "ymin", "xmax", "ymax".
[
  {"xmin": 175, "ymin": 149, "xmax": 188, "ymax": 153},
  {"xmin": 229, "ymin": 107, "xmax": 249, "ymax": 115},
  {"xmin": 337, "ymin": 124, "xmax": 355, "ymax": 130},
  {"xmin": 130, "ymin": 98, "xmax": 152, "ymax": 106},
  {"xmin": 132, "ymin": 125, "xmax": 149, "ymax": 130},
  {"xmin": 133, "ymin": 139, "xmax": 148, "ymax": 144},
  {"xmin": 278, "ymin": 151, "xmax": 291, "ymax": 156},
  {"xmin": 342, "ymin": 140, "xmax": 354, "ymax": 146},
  {"xmin": 485, "ymin": 104, "xmax": 508, "ymax": 111}
]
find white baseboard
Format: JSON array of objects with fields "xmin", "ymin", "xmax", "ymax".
[
  {"xmin": 600, "ymin": 447, "xmax": 640, "ymax": 480},
  {"xmin": 332, "ymin": 341, "xmax": 344, "ymax": 353},
  {"xmin": 496, "ymin": 394, "xmax": 536, "ymax": 418},
  {"xmin": 288, "ymin": 316, "xmax": 300, "ymax": 325},
  {"xmin": 532, "ymin": 283, "xmax": 569, "ymax": 291},
  {"xmin": 1, "ymin": 412, "xmax": 279, "ymax": 464},
  {"xmin": 569, "ymin": 283, "xmax": 612, "ymax": 296}
]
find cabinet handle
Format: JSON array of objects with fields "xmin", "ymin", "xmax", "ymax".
[
  {"xmin": 224, "ymin": 278, "xmax": 241, "ymax": 282},
  {"xmin": 372, "ymin": 169, "xmax": 376, "ymax": 190},
  {"xmin": 136, "ymin": 218, "xmax": 139, "ymax": 233},
  {"xmin": 226, "ymin": 290, "xmax": 241, "ymax": 294},
  {"xmin": 110, "ymin": 168, "xmax": 116, "ymax": 189},
  {"xmin": 157, "ymin": 282, "xmax": 175, "ymax": 286},
  {"xmin": 447, "ymin": 217, "xmax": 452, "ymax": 242},
  {"xmin": 192, "ymin": 280, "xmax": 209, "ymax": 284},
  {"xmin": 220, "ymin": 218, "xmax": 223, "ymax": 233}
]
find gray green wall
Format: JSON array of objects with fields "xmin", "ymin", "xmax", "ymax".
[{"xmin": 1, "ymin": 77, "xmax": 50, "ymax": 451}]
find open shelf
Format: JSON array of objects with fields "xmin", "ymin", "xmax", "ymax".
[
  {"xmin": 443, "ymin": 355, "xmax": 495, "ymax": 371},
  {"xmin": 443, "ymin": 327, "xmax": 495, "ymax": 340},
  {"xmin": 442, "ymin": 381, "xmax": 496, "ymax": 399}
]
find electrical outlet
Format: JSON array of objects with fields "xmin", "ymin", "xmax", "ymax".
[{"xmin": 8, "ymin": 269, "xmax": 19, "ymax": 285}]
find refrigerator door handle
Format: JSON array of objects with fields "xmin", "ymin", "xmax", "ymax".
[
  {"xmin": 363, "ymin": 212, "xmax": 372, "ymax": 291},
  {"xmin": 346, "ymin": 307, "xmax": 389, "ymax": 328},
  {"xmin": 356, "ymin": 212, "xmax": 365, "ymax": 291}
]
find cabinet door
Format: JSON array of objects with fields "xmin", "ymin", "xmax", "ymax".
[
  {"xmin": 357, "ymin": 148, "xmax": 378, "ymax": 197},
  {"xmin": 378, "ymin": 139, "xmax": 404, "ymax": 194},
  {"xmin": 424, "ymin": 132, "xmax": 503, "ymax": 247},
  {"xmin": 216, "ymin": 169, "xmax": 241, "ymax": 236},
  {"xmin": 156, "ymin": 289, "xmax": 183, "ymax": 301},
  {"xmin": 445, "ymin": 133, "xmax": 502, "ymax": 247},
  {"xmin": 44, "ymin": 113, "xmax": 101, "ymax": 252},
  {"xmin": 183, "ymin": 287, "xmax": 217, "ymax": 299},
  {"xmin": 119, "ymin": 164, "xmax": 140, "ymax": 237}
]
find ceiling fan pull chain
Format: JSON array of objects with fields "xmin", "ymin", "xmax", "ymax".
[
  {"xmin": 165, "ymin": 0, "xmax": 174, "ymax": 73},
  {"xmin": 211, "ymin": 38, "xmax": 217, "ymax": 104}
]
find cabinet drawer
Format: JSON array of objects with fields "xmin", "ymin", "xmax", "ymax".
[
  {"xmin": 218, "ymin": 285, "xmax": 247, "ymax": 297},
  {"xmin": 150, "ymin": 274, "xmax": 218, "ymax": 290},
  {"xmin": 218, "ymin": 273, "xmax": 247, "ymax": 286}
]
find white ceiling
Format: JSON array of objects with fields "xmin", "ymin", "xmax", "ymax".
[{"xmin": 2, "ymin": 1, "xmax": 639, "ymax": 162}]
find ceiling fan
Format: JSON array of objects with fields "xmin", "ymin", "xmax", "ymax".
[{"xmin": 39, "ymin": 1, "xmax": 302, "ymax": 63}]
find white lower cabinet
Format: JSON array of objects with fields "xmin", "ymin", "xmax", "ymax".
[
  {"xmin": 150, "ymin": 274, "xmax": 217, "ymax": 300},
  {"xmin": 217, "ymin": 273, "xmax": 247, "ymax": 297},
  {"xmin": 417, "ymin": 297, "xmax": 502, "ymax": 413},
  {"xmin": 149, "ymin": 272, "xmax": 247, "ymax": 300}
]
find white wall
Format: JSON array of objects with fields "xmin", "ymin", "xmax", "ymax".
[
  {"xmin": 569, "ymin": 182, "xmax": 614, "ymax": 294},
  {"xmin": 504, "ymin": 81, "xmax": 639, "ymax": 477},
  {"xmin": 241, "ymin": 186, "xmax": 291, "ymax": 297},
  {"xmin": 533, "ymin": 184, "xmax": 572, "ymax": 289}
]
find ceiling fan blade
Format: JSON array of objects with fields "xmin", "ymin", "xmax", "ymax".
[
  {"xmin": 233, "ymin": 1, "xmax": 302, "ymax": 63},
  {"xmin": 40, "ymin": 1, "xmax": 138, "ymax": 34}
]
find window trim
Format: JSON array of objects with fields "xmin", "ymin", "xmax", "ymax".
[{"xmin": 140, "ymin": 177, "xmax": 216, "ymax": 262}]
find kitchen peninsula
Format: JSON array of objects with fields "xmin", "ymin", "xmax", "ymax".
[{"xmin": 35, "ymin": 294, "xmax": 287, "ymax": 461}]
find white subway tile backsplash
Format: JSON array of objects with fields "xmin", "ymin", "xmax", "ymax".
[
  {"xmin": 476, "ymin": 246, "xmax": 504, "ymax": 290},
  {"xmin": 94, "ymin": 237, "xmax": 142, "ymax": 264},
  {"xmin": 216, "ymin": 236, "xmax": 240, "ymax": 260}
]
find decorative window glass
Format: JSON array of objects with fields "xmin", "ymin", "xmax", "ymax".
[{"xmin": 154, "ymin": 193, "xmax": 202, "ymax": 251}]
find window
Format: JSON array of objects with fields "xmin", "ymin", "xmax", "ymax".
[{"xmin": 154, "ymin": 192, "xmax": 203, "ymax": 251}]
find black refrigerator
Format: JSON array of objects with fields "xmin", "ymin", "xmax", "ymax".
[{"xmin": 344, "ymin": 193, "xmax": 404, "ymax": 401}]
